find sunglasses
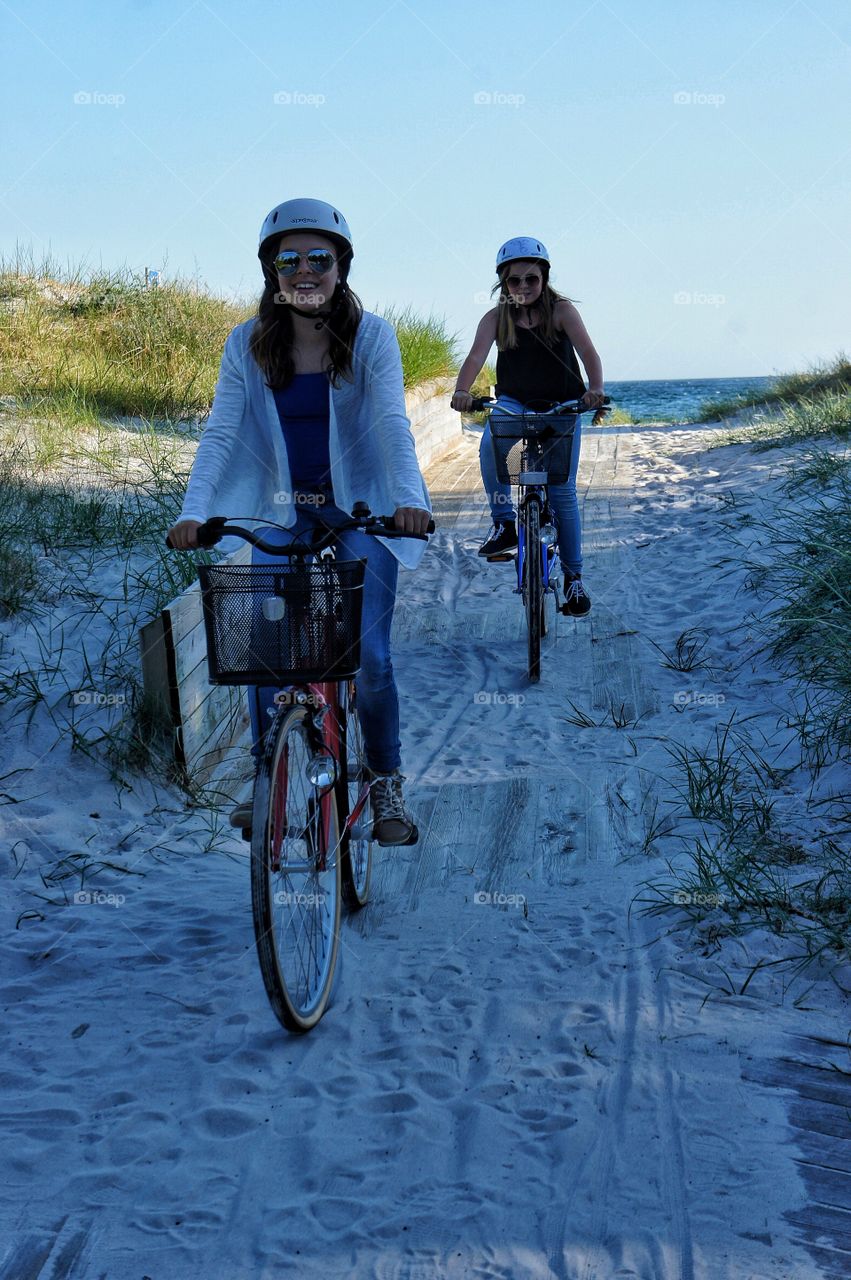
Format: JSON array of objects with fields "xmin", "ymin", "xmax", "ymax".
[
  {"xmin": 273, "ymin": 249, "xmax": 337, "ymax": 276},
  {"xmin": 505, "ymin": 273, "xmax": 542, "ymax": 288}
]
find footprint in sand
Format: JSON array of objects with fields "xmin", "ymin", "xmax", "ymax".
[{"xmin": 195, "ymin": 1106, "xmax": 259, "ymax": 1138}]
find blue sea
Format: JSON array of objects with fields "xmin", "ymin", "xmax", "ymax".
[{"xmin": 606, "ymin": 376, "xmax": 774, "ymax": 423}]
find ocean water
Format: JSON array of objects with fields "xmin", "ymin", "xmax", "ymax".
[{"xmin": 606, "ymin": 376, "xmax": 774, "ymax": 423}]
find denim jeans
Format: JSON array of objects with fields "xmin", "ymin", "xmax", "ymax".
[
  {"xmin": 479, "ymin": 395, "xmax": 583, "ymax": 575},
  {"xmin": 246, "ymin": 492, "xmax": 401, "ymax": 774}
]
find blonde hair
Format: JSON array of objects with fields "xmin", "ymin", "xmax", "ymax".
[{"xmin": 491, "ymin": 260, "xmax": 568, "ymax": 350}]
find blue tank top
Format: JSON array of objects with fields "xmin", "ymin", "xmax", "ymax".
[{"xmin": 272, "ymin": 373, "xmax": 331, "ymax": 489}]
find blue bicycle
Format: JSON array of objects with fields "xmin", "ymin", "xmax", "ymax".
[{"xmin": 470, "ymin": 395, "xmax": 610, "ymax": 682}]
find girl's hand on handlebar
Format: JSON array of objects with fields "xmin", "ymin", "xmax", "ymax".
[
  {"xmin": 451, "ymin": 390, "xmax": 474, "ymax": 412},
  {"xmin": 580, "ymin": 389, "xmax": 607, "ymax": 410},
  {"xmin": 393, "ymin": 506, "xmax": 431, "ymax": 536},
  {"xmin": 167, "ymin": 519, "xmax": 203, "ymax": 550}
]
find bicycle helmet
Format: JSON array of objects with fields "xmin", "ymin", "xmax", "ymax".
[
  {"xmin": 495, "ymin": 236, "xmax": 550, "ymax": 271},
  {"xmin": 258, "ymin": 198, "xmax": 353, "ymax": 286}
]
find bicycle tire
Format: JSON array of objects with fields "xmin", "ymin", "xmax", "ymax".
[
  {"xmin": 250, "ymin": 704, "xmax": 342, "ymax": 1032},
  {"xmin": 523, "ymin": 498, "xmax": 543, "ymax": 681},
  {"xmin": 338, "ymin": 679, "xmax": 373, "ymax": 910}
]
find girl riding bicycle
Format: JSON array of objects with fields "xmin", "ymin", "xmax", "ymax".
[
  {"xmin": 451, "ymin": 237, "xmax": 605, "ymax": 616},
  {"xmin": 167, "ymin": 197, "xmax": 432, "ymax": 845}
]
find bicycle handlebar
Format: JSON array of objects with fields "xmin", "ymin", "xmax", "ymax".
[
  {"xmin": 467, "ymin": 395, "xmax": 611, "ymax": 415},
  {"xmin": 166, "ymin": 503, "xmax": 435, "ymax": 555}
]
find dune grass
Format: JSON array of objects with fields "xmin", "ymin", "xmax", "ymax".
[
  {"xmin": 638, "ymin": 444, "xmax": 851, "ymax": 989},
  {"xmin": 696, "ymin": 352, "xmax": 851, "ymax": 423},
  {"xmin": 0, "ymin": 255, "xmax": 461, "ymax": 431},
  {"xmin": 714, "ymin": 387, "xmax": 851, "ymax": 451},
  {"xmin": 379, "ymin": 304, "xmax": 459, "ymax": 388},
  {"xmin": 0, "ymin": 251, "xmax": 252, "ymax": 425}
]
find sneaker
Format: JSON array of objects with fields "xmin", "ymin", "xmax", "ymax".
[
  {"xmin": 562, "ymin": 571, "xmax": 591, "ymax": 617},
  {"xmin": 368, "ymin": 769, "xmax": 419, "ymax": 846},
  {"xmin": 478, "ymin": 520, "xmax": 518, "ymax": 560}
]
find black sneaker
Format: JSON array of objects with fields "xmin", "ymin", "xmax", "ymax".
[
  {"xmin": 478, "ymin": 520, "xmax": 518, "ymax": 560},
  {"xmin": 562, "ymin": 572, "xmax": 591, "ymax": 617}
]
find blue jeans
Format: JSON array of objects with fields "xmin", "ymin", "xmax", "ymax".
[
  {"xmin": 247, "ymin": 494, "xmax": 401, "ymax": 774},
  {"xmin": 479, "ymin": 395, "xmax": 583, "ymax": 575}
]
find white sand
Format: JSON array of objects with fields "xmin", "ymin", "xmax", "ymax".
[{"xmin": 1, "ymin": 416, "xmax": 847, "ymax": 1278}]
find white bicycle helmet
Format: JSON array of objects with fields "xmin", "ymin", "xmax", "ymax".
[
  {"xmin": 258, "ymin": 198, "xmax": 353, "ymax": 264},
  {"xmin": 495, "ymin": 236, "xmax": 550, "ymax": 271}
]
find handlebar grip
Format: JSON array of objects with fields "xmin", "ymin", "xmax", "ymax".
[
  {"xmin": 377, "ymin": 515, "xmax": 436, "ymax": 539},
  {"xmin": 165, "ymin": 515, "xmax": 227, "ymax": 550}
]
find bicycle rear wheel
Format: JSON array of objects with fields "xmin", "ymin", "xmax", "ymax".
[
  {"xmin": 338, "ymin": 679, "xmax": 373, "ymax": 909},
  {"xmin": 250, "ymin": 705, "xmax": 342, "ymax": 1032},
  {"xmin": 522, "ymin": 498, "xmax": 543, "ymax": 681}
]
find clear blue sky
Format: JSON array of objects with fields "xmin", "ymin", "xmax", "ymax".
[{"xmin": 2, "ymin": 0, "xmax": 849, "ymax": 379}]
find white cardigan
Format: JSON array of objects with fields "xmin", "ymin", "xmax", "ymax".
[{"xmin": 179, "ymin": 310, "xmax": 432, "ymax": 569}]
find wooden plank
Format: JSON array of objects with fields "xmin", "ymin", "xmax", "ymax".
[
  {"xmin": 166, "ymin": 543, "xmax": 250, "ymax": 647},
  {"xmin": 739, "ymin": 1033, "xmax": 851, "ymax": 1272},
  {"xmin": 741, "ymin": 1060, "xmax": 851, "ymax": 1109},
  {"xmin": 177, "ymin": 677, "xmax": 246, "ymax": 776}
]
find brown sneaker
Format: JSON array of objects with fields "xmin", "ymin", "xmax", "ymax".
[
  {"xmin": 368, "ymin": 770, "xmax": 419, "ymax": 846},
  {"xmin": 229, "ymin": 801, "xmax": 253, "ymax": 830}
]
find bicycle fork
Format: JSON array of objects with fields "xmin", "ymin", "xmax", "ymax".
[{"xmin": 515, "ymin": 492, "xmax": 559, "ymax": 597}]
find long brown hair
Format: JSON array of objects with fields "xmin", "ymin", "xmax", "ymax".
[
  {"xmin": 491, "ymin": 259, "xmax": 567, "ymax": 351},
  {"xmin": 249, "ymin": 244, "xmax": 364, "ymax": 390}
]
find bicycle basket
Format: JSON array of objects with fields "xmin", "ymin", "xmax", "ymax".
[
  {"xmin": 490, "ymin": 412, "xmax": 577, "ymax": 485},
  {"xmin": 198, "ymin": 558, "xmax": 367, "ymax": 685}
]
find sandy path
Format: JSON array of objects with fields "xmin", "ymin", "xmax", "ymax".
[{"xmin": 1, "ymin": 419, "xmax": 845, "ymax": 1278}]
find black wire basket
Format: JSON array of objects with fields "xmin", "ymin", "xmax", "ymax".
[
  {"xmin": 489, "ymin": 411, "xmax": 578, "ymax": 485},
  {"xmin": 198, "ymin": 558, "xmax": 367, "ymax": 685}
]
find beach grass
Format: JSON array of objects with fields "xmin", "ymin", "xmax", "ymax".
[
  {"xmin": 695, "ymin": 352, "xmax": 851, "ymax": 423},
  {"xmin": 0, "ymin": 255, "xmax": 460, "ymax": 432},
  {"xmin": 638, "ymin": 441, "xmax": 851, "ymax": 986},
  {"xmin": 379, "ymin": 304, "xmax": 459, "ymax": 388}
]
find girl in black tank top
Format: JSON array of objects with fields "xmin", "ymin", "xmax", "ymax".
[{"xmin": 449, "ymin": 239, "xmax": 606, "ymax": 614}]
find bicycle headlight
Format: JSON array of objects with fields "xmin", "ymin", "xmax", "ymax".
[
  {"xmin": 306, "ymin": 754, "xmax": 337, "ymax": 788},
  {"xmin": 540, "ymin": 524, "xmax": 557, "ymax": 547}
]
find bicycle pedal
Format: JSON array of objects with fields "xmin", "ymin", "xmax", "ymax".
[{"xmin": 486, "ymin": 552, "xmax": 516, "ymax": 563}]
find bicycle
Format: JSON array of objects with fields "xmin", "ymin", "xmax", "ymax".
[
  {"xmin": 468, "ymin": 395, "xmax": 610, "ymax": 682},
  {"xmin": 166, "ymin": 502, "xmax": 433, "ymax": 1033}
]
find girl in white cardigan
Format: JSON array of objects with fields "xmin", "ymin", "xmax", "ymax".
[{"xmin": 167, "ymin": 198, "xmax": 432, "ymax": 845}]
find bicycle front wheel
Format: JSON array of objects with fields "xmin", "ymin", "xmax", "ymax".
[
  {"xmin": 251, "ymin": 705, "xmax": 342, "ymax": 1032},
  {"xmin": 338, "ymin": 679, "xmax": 373, "ymax": 910},
  {"xmin": 522, "ymin": 499, "xmax": 543, "ymax": 682}
]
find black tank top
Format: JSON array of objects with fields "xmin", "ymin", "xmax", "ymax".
[{"xmin": 495, "ymin": 324, "xmax": 585, "ymax": 407}]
